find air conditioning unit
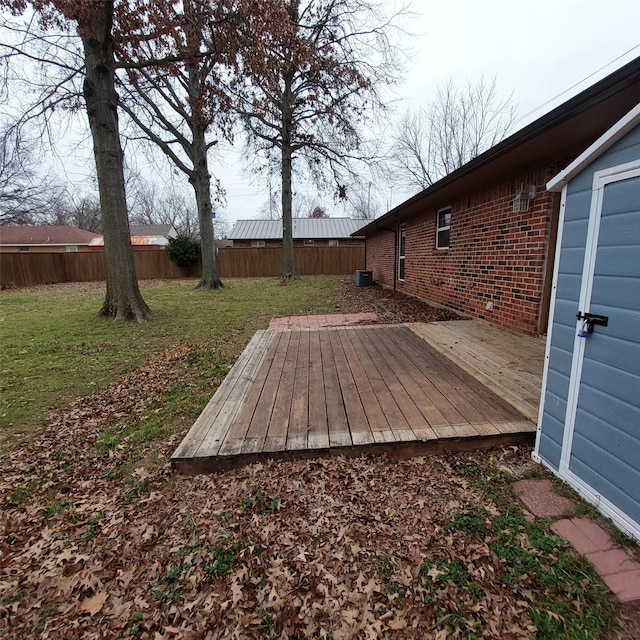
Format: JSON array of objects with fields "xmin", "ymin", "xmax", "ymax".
[{"xmin": 355, "ymin": 270, "xmax": 373, "ymax": 287}]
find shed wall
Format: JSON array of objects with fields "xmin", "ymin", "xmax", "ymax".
[{"xmin": 537, "ymin": 125, "xmax": 640, "ymax": 474}]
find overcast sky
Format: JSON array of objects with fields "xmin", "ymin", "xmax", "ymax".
[
  {"xmin": 45, "ymin": 0, "xmax": 640, "ymax": 227},
  {"xmin": 212, "ymin": 0, "xmax": 640, "ymax": 224}
]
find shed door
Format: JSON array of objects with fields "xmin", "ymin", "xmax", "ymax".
[{"xmin": 562, "ymin": 161, "xmax": 640, "ymax": 529}]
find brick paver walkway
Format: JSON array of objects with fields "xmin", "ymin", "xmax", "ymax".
[
  {"xmin": 513, "ymin": 478, "xmax": 640, "ymax": 603},
  {"xmin": 268, "ymin": 313, "xmax": 378, "ymax": 330}
]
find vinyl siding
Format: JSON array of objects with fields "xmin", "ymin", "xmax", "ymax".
[
  {"xmin": 538, "ymin": 123, "xmax": 640, "ymax": 529},
  {"xmin": 538, "ymin": 125, "xmax": 640, "ymax": 469}
]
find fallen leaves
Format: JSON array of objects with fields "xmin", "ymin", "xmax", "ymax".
[
  {"xmin": 79, "ymin": 592, "xmax": 107, "ymax": 616},
  {"xmin": 337, "ymin": 280, "xmax": 463, "ymax": 324},
  {"xmin": 0, "ymin": 319, "xmax": 620, "ymax": 638}
]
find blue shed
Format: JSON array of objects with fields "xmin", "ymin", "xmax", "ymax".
[{"xmin": 534, "ymin": 103, "xmax": 640, "ymax": 540}]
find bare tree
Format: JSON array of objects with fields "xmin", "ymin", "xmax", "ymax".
[
  {"xmin": 115, "ymin": 0, "xmax": 239, "ymax": 290},
  {"xmin": 212, "ymin": 210, "xmax": 230, "ymax": 239},
  {"xmin": 0, "ymin": 126, "xmax": 64, "ymax": 224},
  {"xmin": 346, "ymin": 184, "xmax": 380, "ymax": 220},
  {"xmin": 387, "ymin": 76, "xmax": 516, "ymax": 191},
  {"xmin": 2, "ymin": 1, "xmax": 151, "ymax": 321},
  {"xmin": 258, "ymin": 187, "xmax": 282, "ymax": 220},
  {"xmin": 46, "ymin": 191, "xmax": 102, "ymax": 232},
  {"xmin": 128, "ymin": 180, "xmax": 191, "ymax": 236},
  {"xmin": 232, "ymin": 0, "xmax": 403, "ymax": 279}
]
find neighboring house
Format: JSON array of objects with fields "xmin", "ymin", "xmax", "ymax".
[
  {"xmin": 355, "ymin": 57, "xmax": 640, "ymax": 336},
  {"xmin": 228, "ymin": 218, "xmax": 365, "ymax": 247},
  {"xmin": 534, "ymin": 104, "xmax": 640, "ymax": 541},
  {"xmin": 89, "ymin": 224, "xmax": 178, "ymax": 251},
  {"xmin": 0, "ymin": 225, "xmax": 100, "ymax": 253}
]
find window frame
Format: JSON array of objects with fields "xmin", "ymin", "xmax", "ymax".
[
  {"xmin": 397, "ymin": 224, "xmax": 406, "ymax": 281},
  {"xmin": 436, "ymin": 206, "xmax": 452, "ymax": 250},
  {"xmin": 250, "ymin": 240, "xmax": 265, "ymax": 248},
  {"xmin": 303, "ymin": 239, "xmax": 315, "ymax": 246},
  {"xmin": 328, "ymin": 239, "xmax": 339, "ymax": 247}
]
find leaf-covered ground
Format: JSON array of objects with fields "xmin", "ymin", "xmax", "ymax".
[
  {"xmin": 340, "ymin": 281, "xmax": 463, "ymax": 324},
  {"xmin": 1, "ymin": 345, "xmax": 627, "ymax": 639},
  {"xmin": 1, "ymin": 278, "xmax": 636, "ymax": 638}
]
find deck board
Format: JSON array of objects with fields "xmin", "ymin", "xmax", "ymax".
[
  {"xmin": 307, "ymin": 329, "xmax": 330, "ymax": 450},
  {"xmin": 172, "ymin": 330, "xmax": 271, "ymax": 460},
  {"xmin": 287, "ymin": 329, "xmax": 310, "ymax": 451},
  {"xmin": 328, "ymin": 329, "xmax": 371, "ymax": 446},
  {"xmin": 172, "ymin": 322, "xmax": 543, "ymax": 473},
  {"xmin": 409, "ymin": 321, "xmax": 545, "ymax": 422},
  {"xmin": 321, "ymin": 330, "xmax": 353, "ymax": 447}
]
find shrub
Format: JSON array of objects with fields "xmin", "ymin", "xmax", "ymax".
[{"xmin": 167, "ymin": 236, "xmax": 200, "ymax": 271}]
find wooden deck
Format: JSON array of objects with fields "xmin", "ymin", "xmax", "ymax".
[
  {"xmin": 172, "ymin": 323, "xmax": 540, "ymax": 474},
  {"xmin": 408, "ymin": 321, "xmax": 545, "ymax": 422}
]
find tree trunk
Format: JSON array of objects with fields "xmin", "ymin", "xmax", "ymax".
[
  {"xmin": 281, "ymin": 141, "xmax": 296, "ymax": 280},
  {"xmin": 280, "ymin": 62, "xmax": 298, "ymax": 281},
  {"xmin": 187, "ymin": 61, "xmax": 223, "ymax": 290},
  {"xmin": 81, "ymin": 2, "xmax": 150, "ymax": 321}
]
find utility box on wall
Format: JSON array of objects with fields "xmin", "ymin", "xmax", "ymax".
[{"xmin": 355, "ymin": 270, "xmax": 373, "ymax": 287}]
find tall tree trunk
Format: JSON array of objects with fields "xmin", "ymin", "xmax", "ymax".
[
  {"xmin": 187, "ymin": 55, "xmax": 222, "ymax": 290},
  {"xmin": 191, "ymin": 122, "xmax": 223, "ymax": 289},
  {"xmin": 280, "ymin": 62, "xmax": 297, "ymax": 281},
  {"xmin": 82, "ymin": 2, "xmax": 150, "ymax": 321},
  {"xmin": 281, "ymin": 141, "xmax": 296, "ymax": 280}
]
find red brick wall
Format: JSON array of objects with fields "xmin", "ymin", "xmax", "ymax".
[
  {"xmin": 366, "ymin": 166, "xmax": 558, "ymax": 335},
  {"xmin": 366, "ymin": 229, "xmax": 396, "ymax": 288}
]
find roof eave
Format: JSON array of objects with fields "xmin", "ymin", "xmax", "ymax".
[
  {"xmin": 357, "ymin": 57, "xmax": 640, "ymax": 235},
  {"xmin": 547, "ymin": 102, "xmax": 640, "ymax": 192}
]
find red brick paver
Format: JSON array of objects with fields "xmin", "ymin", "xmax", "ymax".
[
  {"xmin": 551, "ymin": 517, "xmax": 640, "ymax": 603},
  {"xmin": 515, "ymin": 480, "xmax": 640, "ymax": 603},
  {"xmin": 602, "ymin": 570, "xmax": 640, "ymax": 603},
  {"xmin": 551, "ymin": 517, "xmax": 617, "ymax": 554},
  {"xmin": 269, "ymin": 313, "xmax": 378, "ymax": 330},
  {"xmin": 513, "ymin": 478, "xmax": 576, "ymax": 518}
]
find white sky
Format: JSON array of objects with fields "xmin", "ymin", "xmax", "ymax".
[{"xmin": 46, "ymin": 0, "xmax": 640, "ymax": 227}]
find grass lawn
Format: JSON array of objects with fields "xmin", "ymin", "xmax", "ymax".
[
  {"xmin": 0, "ymin": 276, "xmax": 351, "ymax": 443},
  {"xmin": 0, "ymin": 277, "xmax": 629, "ymax": 638}
]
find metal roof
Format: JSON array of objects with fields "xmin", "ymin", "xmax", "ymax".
[
  {"xmin": 228, "ymin": 218, "xmax": 365, "ymax": 240},
  {"xmin": 89, "ymin": 236, "xmax": 170, "ymax": 247}
]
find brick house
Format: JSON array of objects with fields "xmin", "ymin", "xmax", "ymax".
[
  {"xmin": 229, "ymin": 218, "xmax": 364, "ymax": 248},
  {"xmin": 357, "ymin": 57, "xmax": 640, "ymax": 336}
]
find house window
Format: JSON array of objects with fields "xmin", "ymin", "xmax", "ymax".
[
  {"xmin": 398, "ymin": 225, "xmax": 406, "ymax": 280},
  {"xmin": 303, "ymin": 239, "xmax": 314, "ymax": 246},
  {"xmin": 328, "ymin": 239, "xmax": 339, "ymax": 247},
  {"xmin": 251, "ymin": 240, "xmax": 265, "ymax": 248},
  {"xmin": 19, "ymin": 246, "xmax": 29, "ymax": 252},
  {"xmin": 436, "ymin": 207, "xmax": 451, "ymax": 249},
  {"xmin": 66, "ymin": 245, "xmax": 78, "ymax": 253}
]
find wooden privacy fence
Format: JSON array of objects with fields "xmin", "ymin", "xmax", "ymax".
[
  {"xmin": 0, "ymin": 246, "xmax": 365, "ymax": 287},
  {"xmin": 217, "ymin": 246, "xmax": 365, "ymax": 278}
]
